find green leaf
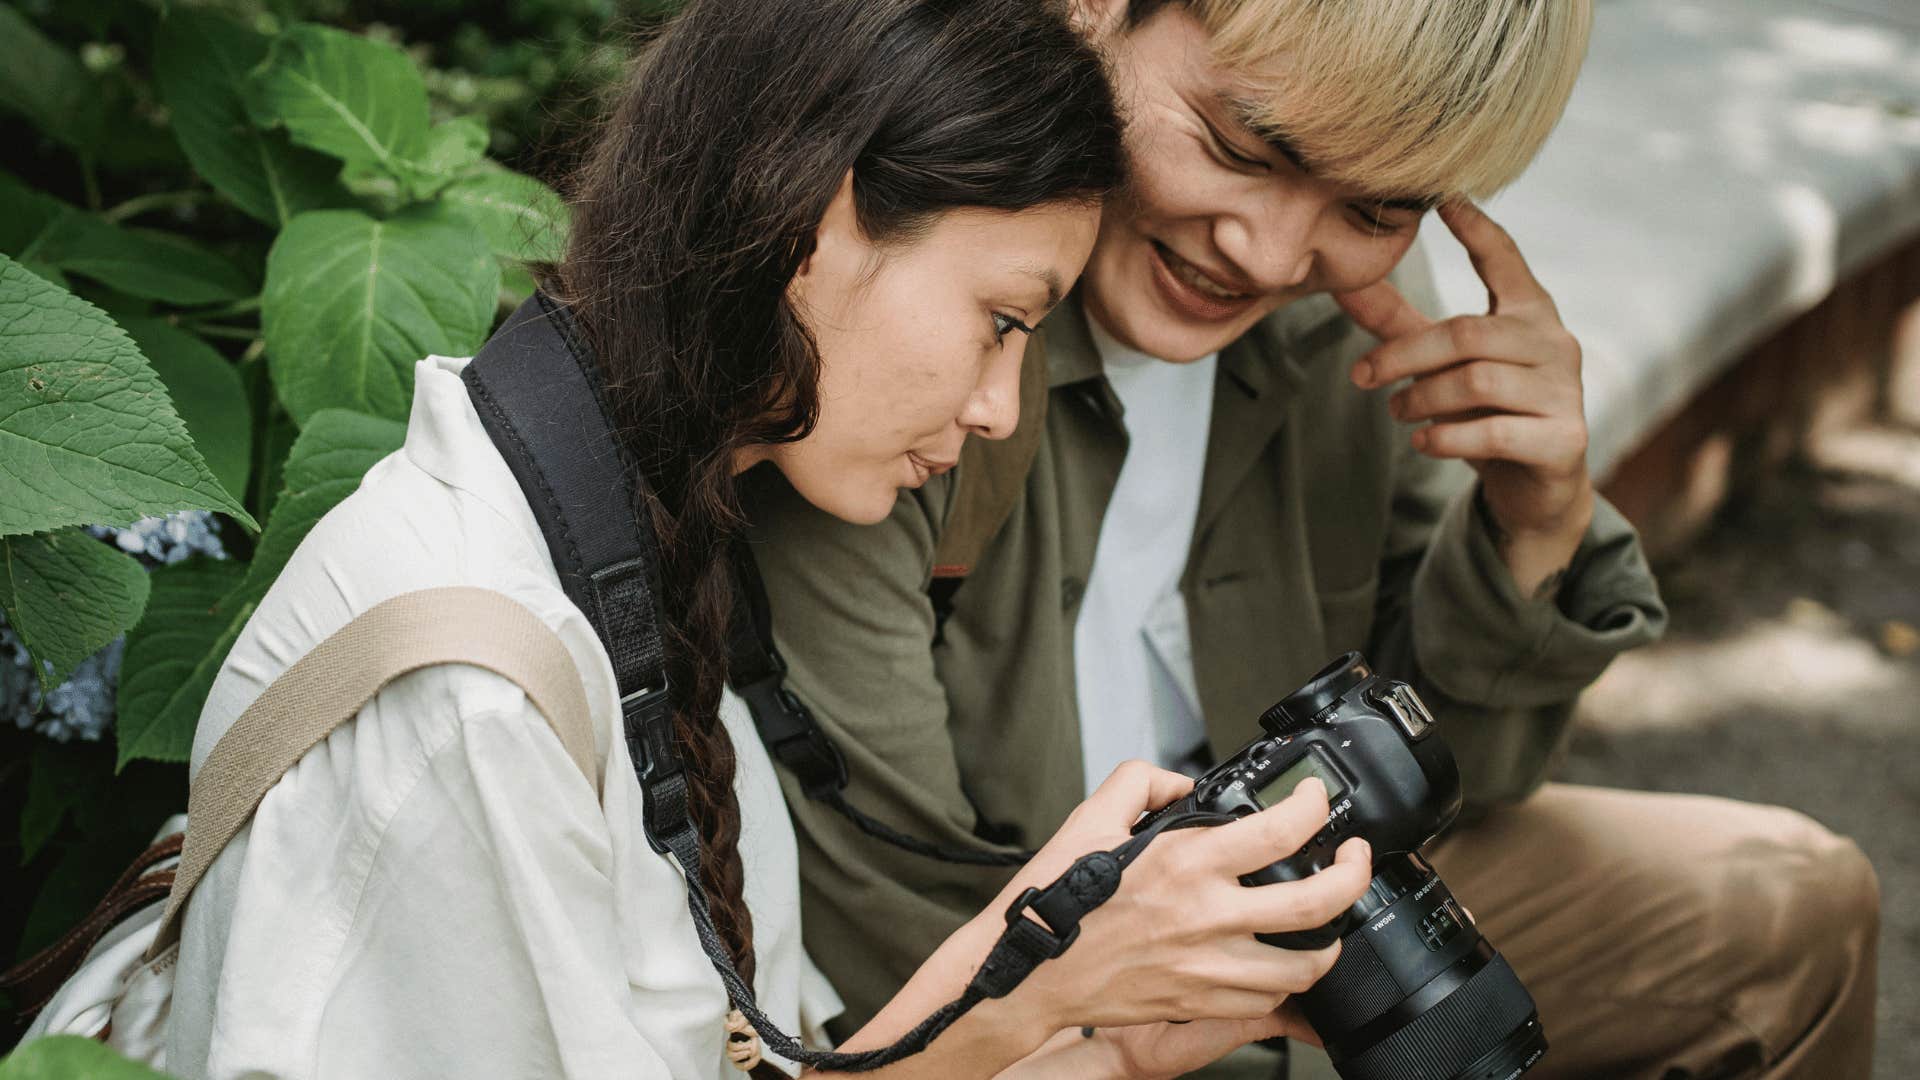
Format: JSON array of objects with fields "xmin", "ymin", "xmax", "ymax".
[
  {"xmin": 119, "ymin": 317, "xmax": 252, "ymax": 501},
  {"xmin": 115, "ymin": 556, "xmax": 247, "ymax": 768},
  {"xmin": 19, "ymin": 739, "xmax": 102, "ymax": 863},
  {"xmin": 18, "ymin": 753, "xmax": 185, "ymax": 957},
  {"xmin": 0, "ymin": 170, "xmax": 67, "ymax": 266},
  {"xmin": 246, "ymin": 24, "xmax": 431, "ymax": 178},
  {"xmin": 250, "ymin": 400, "xmax": 298, "ymax": 525},
  {"xmin": 262, "ymin": 207, "xmax": 497, "ymax": 425},
  {"xmin": 154, "ymin": 8, "xmax": 347, "ymax": 227},
  {"xmin": 0, "ymin": 172, "xmax": 253, "ymax": 306},
  {"xmin": 0, "ymin": 529, "xmax": 149, "ymax": 688},
  {"xmin": 440, "ymin": 167, "xmax": 569, "ymax": 266},
  {"xmin": 500, "ymin": 262, "xmax": 538, "ymax": 306},
  {"xmin": 0, "ymin": 1034, "xmax": 176, "ymax": 1079},
  {"xmin": 237, "ymin": 408, "xmax": 404, "ymax": 604},
  {"xmin": 0, "ymin": 255, "xmax": 255, "ymax": 536},
  {"xmin": 47, "ymin": 225, "xmax": 253, "ymax": 307},
  {"xmin": 407, "ymin": 117, "xmax": 490, "ymax": 196},
  {"xmin": 0, "ymin": 6, "xmax": 101, "ymax": 154},
  {"xmin": 114, "ymin": 409, "xmax": 401, "ymax": 768}
]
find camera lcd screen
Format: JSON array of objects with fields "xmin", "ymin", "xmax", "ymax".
[{"xmin": 1254, "ymin": 751, "xmax": 1345, "ymax": 807}]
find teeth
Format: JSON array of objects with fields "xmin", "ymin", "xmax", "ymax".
[{"xmin": 1166, "ymin": 250, "xmax": 1247, "ymax": 301}]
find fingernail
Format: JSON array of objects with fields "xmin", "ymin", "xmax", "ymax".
[
  {"xmin": 1297, "ymin": 776, "xmax": 1327, "ymax": 799},
  {"xmin": 1351, "ymin": 360, "xmax": 1373, "ymax": 387},
  {"xmin": 1388, "ymin": 393, "xmax": 1404, "ymax": 420},
  {"xmin": 1411, "ymin": 428, "xmax": 1428, "ymax": 450}
]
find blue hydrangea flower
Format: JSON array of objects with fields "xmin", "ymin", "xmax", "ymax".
[
  {"xmin": 88, "ymin": 509, "xmax": 228, "ymax": 565},
  {"xmin": 8, "ymin": 511, "xmax": 228, "ymax": 742}
]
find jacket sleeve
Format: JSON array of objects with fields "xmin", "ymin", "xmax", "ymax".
[
  {"xmin": 1357, "ymin": 251, "xmax": 1667, "ymax": 814},
  {"xmin": 740, "ymin": 467, "xmax": 1019, "ymax": 1035},
  {"xmin": 1366, "ymin": 440, "xmax": 1668, "ymax": 815}
]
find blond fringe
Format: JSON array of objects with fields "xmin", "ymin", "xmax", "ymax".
[{"xmin": 1189, "ymin": 0, "xmax": 1593, "ymax": 200}]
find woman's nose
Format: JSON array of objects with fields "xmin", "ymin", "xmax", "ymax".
[{"xmin": 960, "ymin": 345, "xmax": 1023, "ymax": 441}]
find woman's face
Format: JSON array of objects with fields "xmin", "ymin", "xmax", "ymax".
[{"xmin": 775, "ymin": 182, "xmax": 1099, "ymax": 524}]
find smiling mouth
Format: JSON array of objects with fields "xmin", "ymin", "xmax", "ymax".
[{"xmin": 1153, "ymin": 242, "xmax": 1253, "ymax": 303}]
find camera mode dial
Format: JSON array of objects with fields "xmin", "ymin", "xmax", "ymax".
[{"xmin": 1259, "ymin": 652, "xmax": 1371, "ymax": 735}]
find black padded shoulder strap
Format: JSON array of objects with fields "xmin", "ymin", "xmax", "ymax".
[{"xmin": 460, "ymin": 294, "xmax": 686, "ymax": 854}]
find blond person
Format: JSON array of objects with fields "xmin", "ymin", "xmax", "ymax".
[{"xmin": 745, "ymin": 1, "xmax": 1881, "ymax": 1077}]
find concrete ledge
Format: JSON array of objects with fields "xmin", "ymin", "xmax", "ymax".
[
  {"xmin": 1423, "ymin": 0, "xmax": 1920, "ymax": 482},
  {"xmin": 1601, "ymin": 233, "xmax": 1920, "ymax": 556}
]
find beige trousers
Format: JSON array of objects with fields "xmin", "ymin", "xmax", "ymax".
[{"xmin": 1282, "ymin": 783, "xmax": 1880, "ymax": 1080}]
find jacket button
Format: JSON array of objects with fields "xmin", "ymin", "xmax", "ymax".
[{"xmin": 1061, "ymin": 576, "xmax": 1085, "ymax": 610}]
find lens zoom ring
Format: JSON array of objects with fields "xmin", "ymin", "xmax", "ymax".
[
  {"xmin": 1303, "ymin": 933, "xmax": 1404, "ymax": 1034},
  {"xmin": 1338, "ymin": 952, "xmax": 1539, "ymax": 1080}
]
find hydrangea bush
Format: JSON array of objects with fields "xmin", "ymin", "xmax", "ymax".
[{"xmin": 0, "ymin": 1, "xmax": 682, "ymax": 1050}]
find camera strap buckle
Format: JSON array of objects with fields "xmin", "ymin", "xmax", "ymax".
[
  {"xmin": 733, "ymin": 669, "xmax": 847, "ymax": 798},
  {"xmin": 972, "ymin": 850, "xmax": 1123, "ymax": 998}
]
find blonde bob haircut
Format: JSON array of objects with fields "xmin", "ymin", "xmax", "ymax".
[{"xmin": 1181, "ymin": 0, "xmax": 1593, "ymax": 201}]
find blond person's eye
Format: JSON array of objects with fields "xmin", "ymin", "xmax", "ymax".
[
  {"xmin": 1348, "ymin": 203, "xmax": 1409, "ymax": 235},
  {"xmin": 1200, "ymin": 118, "xmax": 1269, "ymax": 171}
]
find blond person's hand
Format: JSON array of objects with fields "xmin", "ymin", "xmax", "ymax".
[
  {"xmin": 1335, "ymin": 201, "xmax": 1595, "ymax": 596},
  {"xmin": 1001, "ymin": 761, "xmax": 1371, "ymax": 1035}
]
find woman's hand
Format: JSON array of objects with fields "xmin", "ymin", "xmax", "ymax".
[
  {"xmin": 1097, "ymin": 1003, "xmax": 1321, "ymax": 1080},
  {"xmin": 1001, "ymin": 1006, "xmax": 1319, "ymax": 1080},
  {"xmin": 1003, "ymin": 761, "xmax": 1371, "ymax": 1036},
  {"xmin": 836, "ymin": 761, "xmax": 1366, "ymax": 1078}
]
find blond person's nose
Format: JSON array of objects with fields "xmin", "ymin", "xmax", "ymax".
[{"xmin": 1220, "ymin": 204, "xmax": 1316, "ymax": 292}]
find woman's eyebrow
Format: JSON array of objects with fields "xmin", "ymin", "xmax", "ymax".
[{"xmin": 1012, "ymin": 262, "xmax": 1064, "ymax": 309}]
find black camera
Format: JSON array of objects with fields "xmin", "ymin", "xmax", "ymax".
[{"xmin": 1134, "ymin": 653, "xmax": 1546, "ymax": 1080}]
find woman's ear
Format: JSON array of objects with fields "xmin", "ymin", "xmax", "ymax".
[
  {"xmin": 796, "ymin": 169, "xmax": 861, "ymax": 281},
  {"xmin": 1067, "ymin": 0, "xmax": 1130, "ymax": 41},
  {"xmin": 789, "ymin": 169, "xmax": 861, "ymax": 313}
]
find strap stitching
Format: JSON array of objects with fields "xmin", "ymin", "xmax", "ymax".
[{"xmin": 466, "ymin": 370, "xmax": 587, "ymax": 581}]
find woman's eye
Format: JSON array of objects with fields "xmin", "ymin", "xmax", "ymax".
[{"xmin": 991, "ymin": 313, "xmax": 1034, "ymax": 342}]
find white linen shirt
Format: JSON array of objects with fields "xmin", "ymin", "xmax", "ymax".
[{"xmin": 166, "ymin": 356, "xmax": 841, "ymax": 1079}]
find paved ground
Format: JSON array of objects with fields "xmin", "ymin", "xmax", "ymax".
[{"xmin": 1564, "ymin": 423, "xmax": 1920, "ymax": 1079}]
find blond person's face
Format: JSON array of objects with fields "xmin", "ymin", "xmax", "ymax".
[
  {"xmin": 775, "ymin": 179, "xmax": 1099, "ymax": 524},
  {"xmin": 1083, "ymin": 6, "xmax": 1431, "ymax": 362}
]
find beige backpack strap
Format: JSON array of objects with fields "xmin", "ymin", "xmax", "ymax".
[
  {"xmin": 930, "ymin": 322, "xmax": 1051, "ymax": 578},
  {"xmin": 149, "ymin": 586, "xmax": 600, "ymax": 954}
]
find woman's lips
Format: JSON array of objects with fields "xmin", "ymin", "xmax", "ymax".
[
  {"xmin": 1148, "ymin": 241, "xmax": 1257, "ymax": 323},
  {"xmin": 905, "ymin": 450, "xmax": 956, "ymax": 487}
]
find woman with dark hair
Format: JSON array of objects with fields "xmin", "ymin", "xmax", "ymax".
[{"xmin": 162, "ymin": 0, "xmax": 1371, "ymax": 1076}]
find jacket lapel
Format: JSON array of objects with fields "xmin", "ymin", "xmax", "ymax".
[{"xmin": 1193, "ymin": 294, "xmax": 1346, "ymax": 539}]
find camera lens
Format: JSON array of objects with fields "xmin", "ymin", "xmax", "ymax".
[{"xmin": 1300, "ymin": 854, "xmax": 1546, "ymax": 1080}]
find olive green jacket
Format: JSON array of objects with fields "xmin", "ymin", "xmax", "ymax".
[{"xmin": 740, "ymin": 262, "xmax": 1667, "ymax": 1033}]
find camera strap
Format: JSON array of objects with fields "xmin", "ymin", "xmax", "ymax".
[
  {"xmin": 727, "ymin": 546, "xmax": 1033, "ymax": 867},
  {"xmin": 462, "ymin": 294, "xmax": 1198, "ymax": 1069}
]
